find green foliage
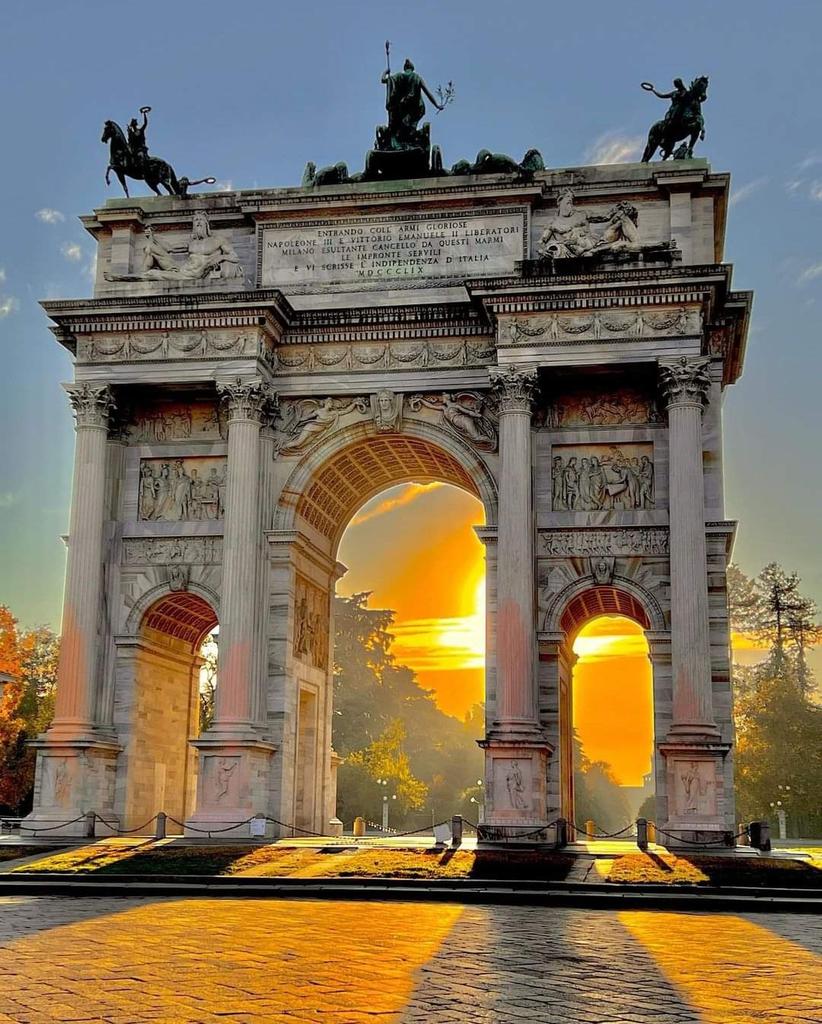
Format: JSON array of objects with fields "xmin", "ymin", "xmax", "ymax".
[
  {"xmin": 573, "ymin": 732, "xmax": 633, "ymax": 833},
  {"xmin": 332, "ymin": 593, "xmax": 483, "ymax": 829},
  {"xmin": 728, "ymin": 564, "xmax": 822, "ymax": 836}
]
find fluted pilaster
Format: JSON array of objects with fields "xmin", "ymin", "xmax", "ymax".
[
  {"xmin": 659, "ymin": 357, "xmax": 718, "ymax": 738},
  {"xmin": 210, "ymin": 378, "xmax": 276, "ymax": 734},
  {"xmin": 50, "ymin": 384, "xmax": 115, "ymax": 736},
  {"xmin": 489, "ymin": 366, "xmax": 539, "ymax": 730}
]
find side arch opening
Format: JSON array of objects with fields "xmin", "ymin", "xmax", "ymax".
[{"xmin": 117, "ymin": 591, "xmax": 218, "ymax": 830}]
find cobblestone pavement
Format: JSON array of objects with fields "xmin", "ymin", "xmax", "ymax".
[{"xmin": 0, "ymin": 896, "xmax": 819, "ymax": 1024}]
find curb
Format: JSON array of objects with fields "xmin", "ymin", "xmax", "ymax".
[{"xmin": 1, "ymin": 874, "xmax": 818, "ymax": 912}]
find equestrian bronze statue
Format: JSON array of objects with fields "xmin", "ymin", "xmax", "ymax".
[
  {"xmin": 640, "ymin": 77, "xmax": 709, "ymax": 162},
  {"xmin": 102, "ymin": 107, "xmax": 183, "ymax": 197}
]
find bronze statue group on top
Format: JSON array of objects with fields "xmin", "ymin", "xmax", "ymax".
[{"xmin": 101, "ymin": 51, "xmax": 709, "ymax": 196}]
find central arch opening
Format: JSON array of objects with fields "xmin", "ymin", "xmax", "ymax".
[
  {"xmin": 560, "ymin": 589, "xmax": 654, "ymax": 834},
  {"xmin": 289, "ymin": 432, "xmax": 493, "ymax": 834}
]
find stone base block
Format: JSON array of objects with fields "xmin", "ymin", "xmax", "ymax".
[
  {"xmin": 185, "ymin": 736, "xmax": 275, "ymax": 837},
  {"xmin": 479, "ymin": 736, "xmax": 553, "ymax": 832},
  {"xmin": 23, "ymin": 738, "xmax": 121, "ymax": 838},
  {"xmin": 658, "ymin": 738, "xmax": 732, "ymax": 845}
]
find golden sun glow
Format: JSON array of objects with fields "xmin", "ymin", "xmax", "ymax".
[{"xmin": 338, "ymin": 482, "xmax": 486, "ymax": 717}]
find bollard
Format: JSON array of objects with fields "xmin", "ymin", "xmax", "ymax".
[
  {"xmin": 585, "ymin": 819, "xmax": 596, "ymax": 841},
  {"xmin": 84, "ymin": 811, "xmax": 96, "ymax": 838},
  {"xmin": 636, "ymin": 817, "xmax": 648, "ymax": 852},
  {"xmin": 737, "ymin": 822, "xmax": 749, "ymax": 847},
  {"xmin": 555, "ymin": 817, "xmax": 568, "ymax": 847},
  {"xmin": 647, "ymin": 821, "xmax": 656, "ymax": 845},
  {"xmin": 327, "ymin": 818, "xmax": 344, "ymax": 838},
  {"xmin": 155, "ymin": 812, "xmax": 167, "ymax": 840},
  {"xmin": 749, "ymin": 820, "xmax": 771, "ymax": 852},
  {"xmin": 451, "ymin": 814, "xmax": 463, "ymax": 847},
  {"xmin": 353, "ymin": 816, "xmax": 366, "ymax": 837}
]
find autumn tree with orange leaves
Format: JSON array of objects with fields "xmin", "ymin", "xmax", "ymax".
[{"xmin": 0, "ymin": 606, "xmax": 59, "ymax": 813}]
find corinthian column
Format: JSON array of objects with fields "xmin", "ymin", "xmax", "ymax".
[
  {"xmin": 50, "ymin": 383, "xmax": 115, "ymax": 738},
  {"xmin": 489, "ymin": 366, "xmax": 540, "ymax": 732},
  {"xmin": 659, "ymin": 357, "xmax": 719, "ymax": 739},
  {"xmin": 211, "ymin": 377, "xmax": 276, "ymax": 736}
]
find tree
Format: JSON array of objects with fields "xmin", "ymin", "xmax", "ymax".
[
  {"xmin": 332, "ymin": 594, "xmax": 483, "ymax": 829},
  {"xmin": 0, "ymin": 607, "xmax": 59, "ymax": 814},
  {"xmin": 727, "ymin": 564, "xmax": 822, "ymax": 835},
  {"xmin": 199, "ymin": 633, "xmax": 218, "ymax": 732},
  {"xmin": 572, "ymin": 731, "xmax": 632, "ymax": 833}
]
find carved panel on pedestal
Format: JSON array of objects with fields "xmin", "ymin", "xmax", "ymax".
[
  {"xmin": 138, "ymin": 457, "xmax": 226, "ymax": 521},
  {"xmin": 41, "ymin": 756, "xmax": 72, "ymax": 808},
  {"xmin": 551, "ymin": 443, "xmax": 654, "ymax": 511},
  {"xmin": 204, "ymin": 755, "xmax": 241, "ymax": 804},
  {"xmin": 672, "ymin": 759, "xmax": 717, "ymax": 818},
  {"xmin": 294, "ymin": 576, "xmax": 330, "ymax": 669}
]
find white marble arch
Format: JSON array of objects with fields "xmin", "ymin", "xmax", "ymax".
[
  {"xmin": 272, "ymin": 415, "xmax": 499, "ymax": 542},
  {"xmin": 264, "ymin": 415, "xmax": 500, "ymax": 836},
  {"xmin": 538, "ymin": 574, "xmax": 670, "ymax": 830}
]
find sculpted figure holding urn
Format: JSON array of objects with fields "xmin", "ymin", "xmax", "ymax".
[{"xmin": 538, "ymin": 190, "xmax": 644, "ymax": 260}]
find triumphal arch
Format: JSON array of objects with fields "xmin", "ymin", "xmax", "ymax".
[{"xmin": 28, "ymin": 90, "xmax": 751, "ymax": 842}]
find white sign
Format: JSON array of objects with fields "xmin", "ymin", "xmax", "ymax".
[{"xmin": 259, "ymin": 208, "xmax": 527, "ymax": 289}]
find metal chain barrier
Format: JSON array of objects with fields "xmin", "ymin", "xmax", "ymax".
[
  {"xmin": 93, "ymin": 813, "xmax": 159, "ymax": 836},
  {"xmin": 263, "ymin": 816, "xmax": 335, "ymax": 839},
  {"xmin": 18, "ymin": 815, "xmax": 87, "ymax": 834},
  {"xmin": 651, "ymin": 824, "xmax": 750, "ymax": 848},
  {"xmin": 164, "ymin": 814, "xmax": 256, "ymax": 838},
  {"xmin": 477, "ymin": 818, "xmax": 561, "ymax": 842},
  {"xmin": 571, "ymin": 821, "xmax": 636, "ymax": 839}
]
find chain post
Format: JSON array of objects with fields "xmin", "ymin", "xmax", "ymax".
[
  {"xmin": 636, "ymin": 817, "xmax": 648, "ymax": 851},
  {"xmin": 155, "ymin": 812, "xmax": 167, "ymax": 840},
  {"xmin": 84, "ymin": 811, "xmax": 96, "ymax": 838},
  {"xmin": 451, "ymin": 814, "xmax": 463, "ymax": 846}
]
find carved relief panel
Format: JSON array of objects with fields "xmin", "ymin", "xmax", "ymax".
[
  {"xmin": 138, "ymin": 456, "xmax": 226, "ymax": 522},
  {"xmin": 540, "ymin": 386, "xmax": 660, "ymax": 428},
  {"xmin": 671, "ymin": 759, "xmax": 718, "ymax": 818},
  {"xmin": 293, "ymin": 576, "xmax": 330, "ymax": 669},
  {"xmin": 129, "ymin": 400, "xmax": 226, "ymax": 443},
  {"xmin": 551, "ymin": 443, "xmax": 654, "ymax": 511}
]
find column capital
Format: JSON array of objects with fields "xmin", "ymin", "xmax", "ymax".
[
  {"xmin": 489, "ymin": 366, "xmax": 538, "ymax": 414},
  {"xmin": 64, "ymin": 383, "xmax": 116, "ymax": 430},
  {"xmin": 216, "ymin": 377, "xmax": 278, "ymax": 424},
  {"xmin": 659, "ymin": 356, "xmax": 711, "ymax": 410}
]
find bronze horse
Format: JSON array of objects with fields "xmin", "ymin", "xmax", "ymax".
[
  {"xmin": 641, "ymin": 76, "xmax": 709, "ymax": 162},
  {"xmin": 102, "ymin": 120, "xmax": 182, "ymax": 197}
]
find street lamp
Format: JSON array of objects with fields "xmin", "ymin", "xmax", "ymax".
[
  {"xmin": 770, "ymin": 784, "xmax": 792, "ymax": 840},
  {"xmin": 469, "ymin": 778, "xmax": 484, "ymax": 823}
]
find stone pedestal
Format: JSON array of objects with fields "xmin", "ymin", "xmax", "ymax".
[
  {"xmin": 25, "ymin": 740, "xmax": 120, "ymax": 837},
  {"xmin": 482, "ymin": 367, "xmax": 552, "ymax": 834},
  {"xmin": 657, "ymin": 357, "xmax": 730, "ymax": 841},
  {"xmin": 186, "ymin": 378, "xmax": 277, "ymax": 834}
]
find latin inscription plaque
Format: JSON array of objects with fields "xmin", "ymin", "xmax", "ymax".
[{"xmin": 259, "ymin": 208, "xmax": 528, "ymax": 289}]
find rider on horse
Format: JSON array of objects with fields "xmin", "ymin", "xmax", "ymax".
[{"xmin": 127, "ymin": 107, "xmax": 151, "ymax": 174}]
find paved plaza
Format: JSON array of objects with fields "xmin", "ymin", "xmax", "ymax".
[{"xmin": 0, "ymin": 897, "xmax": 819, "ymax": 1023}]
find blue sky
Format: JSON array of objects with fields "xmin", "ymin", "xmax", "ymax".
[{"xmin": 1, "ymin": 0, "xmax": 821, "ymax": 626}]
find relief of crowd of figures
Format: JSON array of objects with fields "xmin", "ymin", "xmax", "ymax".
[
  {"xmin": 138, "ymin": 457, "xmax": 226, "ymax": 521},
  {"xmin": 129, "ymin": 401, "xmax": 226, "ymax": 442},
  {"xmin": 551, "ymin": 445, "xmax": 654, "ymax": 511},
  {"xmin": 538, "ymin": 386, "xmax": 660, "ymax": 428},
  {"xmin": 541, "ymin": 528, "xmax": 669, "ymax": 557}
]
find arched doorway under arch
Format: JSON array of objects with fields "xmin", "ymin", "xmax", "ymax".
[
  {"xmin": 114, "ymin": 590, "xmax": 217, "ymax": 830},
  {"xmin": 268, "ymin": 427, "xmax": 497, "ymax": 834},
  {"xmin": 571, "ymin": 615, "xmax": 655, "ymax": 834},
  {"xmin": 540, "ymin": 582, "xmax": 668, "ymax": 830}
]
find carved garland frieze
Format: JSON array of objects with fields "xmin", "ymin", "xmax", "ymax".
[
  {"xmin": 273, "ymin": 339, "xmax": 495, "ymax": 374},
  {"xmin": 77, "ymin": 331, "xmax": 267, "ymax": 363},
  {"xmin": 122, "ymin": 536, "xmax": 223, "ymax": 566},
  {"xmin": 541, "ymin": 528, "xmax": 669, "ymax": 557},
  {"xmin": 505, "ymin": 307, "xmax": 698, "ymax": 347}
]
